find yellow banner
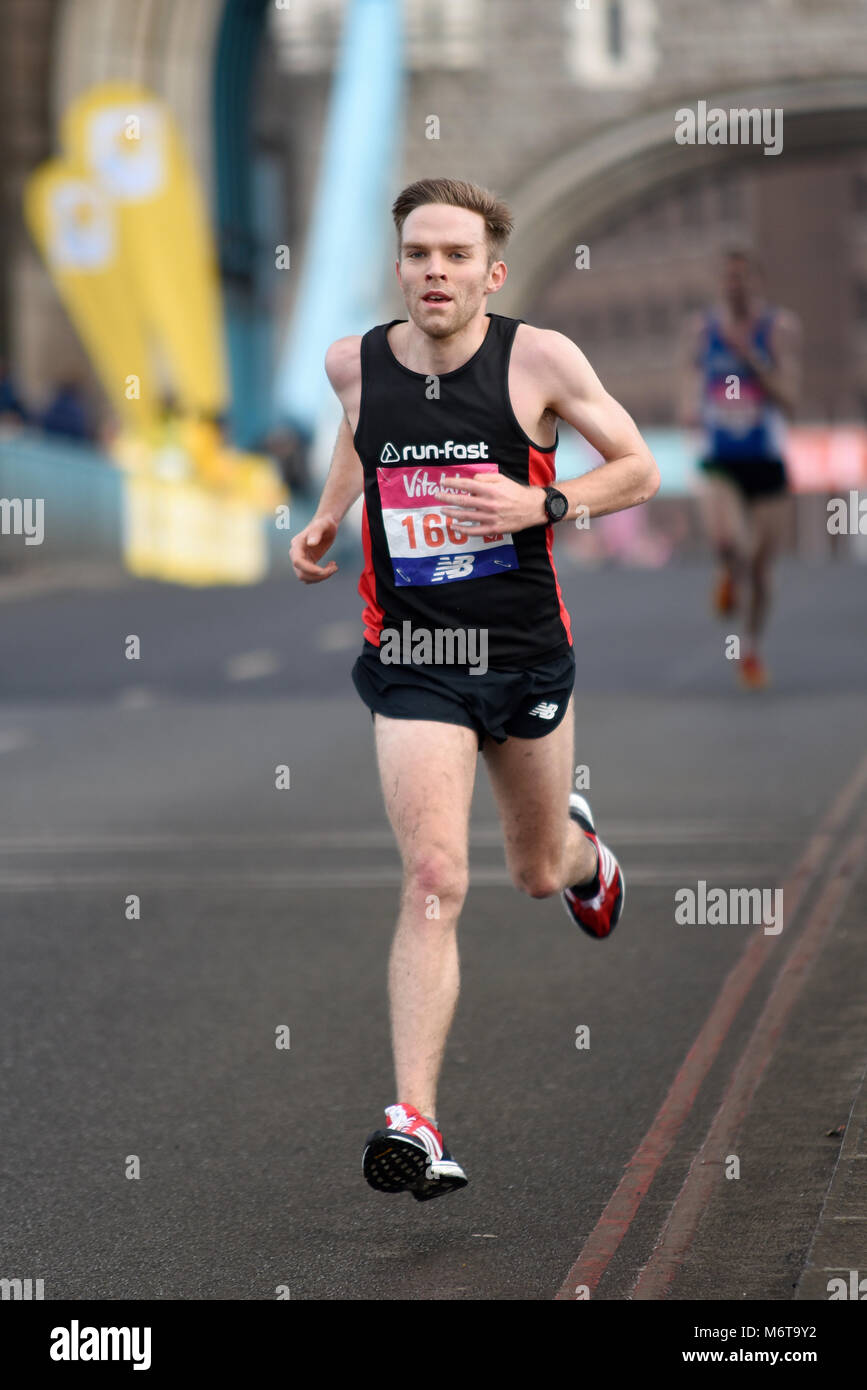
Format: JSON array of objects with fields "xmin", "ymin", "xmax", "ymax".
[
  {"xmin": 62, "ymin": 82, "xmax": 228, "ymax": 418},
  {"xmin": 23, "ymin": 160, "xmax": 157, "ymax": 434},
  {"xmin": 24, "ymin": 82, "xmax": 287, "ymax": 590},
  {"xmin": 122, "ymin": 474, "xmax": 268, "ymax": 586}
]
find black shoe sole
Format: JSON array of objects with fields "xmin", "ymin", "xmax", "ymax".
[{"xmin": 362, "ymin": 1131, "xmax": 468, "ymax": 1201}]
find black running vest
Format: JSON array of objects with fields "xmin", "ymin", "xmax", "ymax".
[{"xmin": 353, "ymin": 312, "xmax": 573, "ymax": 668}]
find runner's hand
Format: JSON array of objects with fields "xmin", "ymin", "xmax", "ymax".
[
  {"xmin": 290, "ymin": 515, "xmax": 340, "ymax": 583},
  {"xmin": 436, "ymin": 473, "xmax": 542, "ymax": 534},
  {"xmin": 717, "ymin": 323, "xmax": 764, "ymax": 369}
]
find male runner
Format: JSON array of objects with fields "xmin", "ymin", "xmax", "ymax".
[
  {"xmin": 679, "ymin": 248, "xmax": 802, "ymax": 688},
  {"xmin": 290, "ymin": 178, "xmax": 659, "ymax": 1200}
]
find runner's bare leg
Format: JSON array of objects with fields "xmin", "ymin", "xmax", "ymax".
[
  {"xmin": 744, "ymin": 496, "xmax": 787, "ymax": 650},
  {"xmin": 374, "ymin": 714, "xmax": 478, "ymax": 1120},
  {"xmin": 699, "ymin": 473, "xmax": 749, "ymax": 591},
  {"xmin": 481, "ymin": 695, "xmax": 597, "ymax": 897}
]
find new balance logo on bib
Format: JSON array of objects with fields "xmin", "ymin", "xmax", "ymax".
[{"xmin": 431, "ymin": 554, "xmax": 476, "ymax": 582}]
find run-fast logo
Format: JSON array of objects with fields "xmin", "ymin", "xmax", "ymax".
[{"xmin": 380, "ymin": 440, "xmax": 489, "ymax": 463}]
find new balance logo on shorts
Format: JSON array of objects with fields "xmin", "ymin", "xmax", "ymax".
[{"xmin": 528, "ymin": 700, "xmax": 560, "ymax": 719}]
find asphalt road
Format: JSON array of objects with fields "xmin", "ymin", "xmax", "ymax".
[{"xmin": 0, "ymin": 552, "xmax": 865, "ymax": 1300}]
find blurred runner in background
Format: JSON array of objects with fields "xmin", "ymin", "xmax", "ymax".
[{"xmin": 679, "ymin": 249, "xmax": 802, "ymax": 688}]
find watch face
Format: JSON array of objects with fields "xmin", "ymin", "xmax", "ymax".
[{"xmin": 550, "ymin": 492, "xmax": 567, "ymax": 520}]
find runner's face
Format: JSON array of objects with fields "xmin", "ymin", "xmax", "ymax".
[
  {"xmin": 396, "ymin": 205, "xmax": 501, "ymax": 338},
  {"xmin": 721, "ymin": 257, "xmax": 755, "ymax": 314}
]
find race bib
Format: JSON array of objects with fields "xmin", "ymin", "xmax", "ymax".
[
  {"xmin": 377, "ymin": 461, "xmax": 519, "ymax": 586},
  {"xmin": 705, "ymin": 380, "xmax": 763, "ymax": 439}
]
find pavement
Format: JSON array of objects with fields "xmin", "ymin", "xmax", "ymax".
[
  {"xmin": 796, "ymin": 1055, "xmax": 867, "ymax": 1301},
  {"xmin": 0, "ymin": 549, "xmax": 865, "ymax": 1300}
]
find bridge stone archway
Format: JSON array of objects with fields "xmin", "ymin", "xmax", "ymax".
[{"xmin": 497, "ymin": 77, "xmax": 867, "ymax": 319}]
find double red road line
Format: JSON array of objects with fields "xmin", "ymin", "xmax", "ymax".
[{"xmin": 556, "ymin": 752, "xmax": 867, "ymax": 1301}]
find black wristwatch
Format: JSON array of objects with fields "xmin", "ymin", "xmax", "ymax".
[{"xmin": 543, "ymin": 486, "xmax": 569, "ymax": 523}]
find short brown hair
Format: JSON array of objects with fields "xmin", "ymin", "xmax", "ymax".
[
  {"xmin": 392, "ymin": 178, "xmax": 513, "ymax": 267},
  {"xmin": 722, "ymin": 244, "xmax": 763, "ymax": 276}
]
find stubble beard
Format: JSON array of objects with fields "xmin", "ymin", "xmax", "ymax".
[{"xmin": 407, "ymin": 288, "xmax": 487, "ymax": 341}]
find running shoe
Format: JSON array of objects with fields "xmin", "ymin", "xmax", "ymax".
[
  {"xmin": 561, "ymin": 792, "xmax": 625, "ymax": 939},
  {"xmin": 362, "ymin": 1102, "xmax": 469, "ymax": 1201},
  {"xmin": 739, "ymin": 651, "xmax": 769, "ymax": 689},
  {"xmin": 712, "ymin": 570, "xmax": 738, "ymax": 616}
]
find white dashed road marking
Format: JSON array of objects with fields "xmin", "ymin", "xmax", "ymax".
[{"xmin": 225, "ymin": 650, "xmax": 282, "ymax": 681}]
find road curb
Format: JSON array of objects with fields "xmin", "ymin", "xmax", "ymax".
[
  {"xmin": 0, "ymin": 561, "xmax": 133, "ymax": 602},
  {"xmin": 795, "ymin": 1053, "xmax": 867, "ymax": 1300}
]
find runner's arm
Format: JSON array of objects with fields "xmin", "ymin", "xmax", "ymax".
[
  {"xmin": 533, "ymin": 329, "xmax": 660, "ymax": 522},
  {"xmin": 314, "ymin": 336, "xmax": 365, "ymax": 525},
  {"xmin": 676, "ymin": 311, "xmax": 706, "ymax": 428},
  {"xmin": 746, "ymin": 311, "xmax": 802, "ymax": 417},
  {"xmin": 310, "ymin": 412, "xmax": 364, "ymax": 525}
]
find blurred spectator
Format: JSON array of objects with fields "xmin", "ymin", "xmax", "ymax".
[
  {"xmin": 261, "ymin": 424, "xmax": 311, "ymax": 496},
  {"xmin": 41, "ymin": 374, "xmax": 93, "ymax": 442},
  {"xmin": 0, "ymin": 356, "xmax": 28, "ymax": 427}
]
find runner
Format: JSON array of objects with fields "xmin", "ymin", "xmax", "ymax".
[
  {"xmin": 679, "ymin": 248, "xmax": 802, "ymax": 688},
  {"xmin": 290, "ymin": 177, "xmax": 660, "ymax": 1200}
]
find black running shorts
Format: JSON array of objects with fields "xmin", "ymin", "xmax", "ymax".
[
  {"xmin": 351, "ymin": 641, "xmax": 576, "ymax": 751},
  {"xmin": 699, "ymin": 456, "xmax": 788, "ymax": 500}
]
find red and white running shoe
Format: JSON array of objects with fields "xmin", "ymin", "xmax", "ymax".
[
  {"xmin": 738, "ymin": 651, "xmax": 769, "ymax": 689},
  {"xmin": 712, "ymin": 569, "xmax": 738, "ymax": 616},
  {"xmin": 561, "ymin": 792, "xmax": 625, "ymax": 940},
  {"xmin": 362, "ymin": 1102, "xmax": 468, "ymax": 1201}
]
